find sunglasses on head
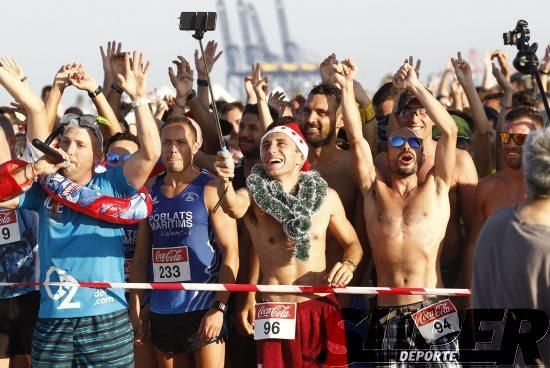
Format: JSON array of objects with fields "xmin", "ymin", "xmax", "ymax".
[
  {"xmin": 398, "ymin": 107, "xmax": 427, "ymax": 117},
  {"xmin": 498, "ymin": 132, "xmax": 527, "ymax": 146},
  {"xmin": 53, "ymin": 113, "xmax": 105, "ymax": 148},
  {"xmin": 389, "ymin": 136, "xmax": 423, "ymax": 149},
  {"xmin": 106, "ymin": 152, "xmax": 131, "ymax": 164}
]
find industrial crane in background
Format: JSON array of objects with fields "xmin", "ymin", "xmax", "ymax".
[{"xmin": 217, "ymin": 0, "xmax": 319, "ymax": 98}]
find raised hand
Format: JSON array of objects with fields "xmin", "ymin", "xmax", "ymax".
[
  {"xmin": 116, "ymin": 51, "xmax": 151, "ymax": 100},
  {"xmin": 194, "ymin": 40, "xmax": 223, "ymax": 79},
  {"xmin": 0, "ymin": 57, "xmax": 27, "ymax": 83},
  {"xmin": 408, "ymin": 55, "xmax": 422, "ymax": 78},
  {"xmin": 392, "ymin": 58, "xmax": 420, "ymax": 91},
  {"xmin": 491, "ymin": 61, "xmax": 512, "ymax": 91},
  {"xmin": 268, "ymin": 90, "xmax": 287, "ymax": 117},
  {"xmin": 540, "ymin": 44, "xmax": 550, "ymax": 74},
  {"xmin": 251, "ymin": 63, "xmax": 268, "ymax": 100},
  {"xmin": 320, "ymin": 53, "xmax": 337, "ymax": 84},
  {"xmin": 168, "ymin": 56, "xmax": 194, "ymax": 97},
  {"xmin": 54, "ymin": 63, "xmax": 81, "ymax": 91},
  {"xmin": 332, "ymin": 58, "xmax": 357, "ymax": 88},
  {"xmin": 100, "ymin": 41, "xmax": 121, "ymax": 77},
  {"xmin": 491, "ymin": 50, "xmax": 511, "ymax": 80},
  {"xmin": 451, "ymin": 52, "xmax": 473, "ymax": 87},
  {"xmin": 69, "ymin": 67, "xmax": 99, "ymax": 93},
  {"xmin": 10, "ymin": 101, "xmax": 28, "ymax": 119}
]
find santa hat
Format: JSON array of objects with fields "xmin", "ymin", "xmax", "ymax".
[{"xmin": 260, "ymin": 121, "xmax": 310, "ymax": 171}]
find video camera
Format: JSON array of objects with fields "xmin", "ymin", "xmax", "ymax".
[{"xmin": 503, "ymin": 20, "xmax": 539, "ymax": 75}]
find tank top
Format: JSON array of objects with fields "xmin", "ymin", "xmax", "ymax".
[{"xmin": 148, "ymin": 172, "xmax": 221, "ymax": 314}]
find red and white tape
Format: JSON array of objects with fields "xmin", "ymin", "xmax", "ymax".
[{"xmin": 0, "ymin": 281, "xmax": 471, "ymax": 296}]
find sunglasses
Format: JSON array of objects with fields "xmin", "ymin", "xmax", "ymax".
[
  {"xmin": 389, "ymin": 136, "xmax": 423, "ymax": 149},
  {"xmin": 498, "ymin": 132, "xmax": 527, "ymax": 146},
  {"xmin": 106, "ymin": 152, "xmax": 131, "ymax": 164},
  {"xmin": 58, "ymin": 113, "xmax": 105, "ymax": 148},
  {"xmin": 398, "ymin": 107, "xmax": 427, "ymax": 117}
]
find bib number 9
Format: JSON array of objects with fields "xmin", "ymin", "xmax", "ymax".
[{"xmin": 2, "ymin": 227, "xmax": 9, "ymax": 240}]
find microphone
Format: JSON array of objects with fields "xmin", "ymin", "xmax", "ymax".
[{"xmin": 31, "ymin": 139, "xmax": 65, "ymax": 164}]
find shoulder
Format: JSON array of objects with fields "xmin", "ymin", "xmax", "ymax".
[
  {"xmin": 477, "ymin": 172, "xmax": 503, "ymax": 192},
  {"xmin": 454, "ymin": 150, "xmax": 478, "ymax": 180}
]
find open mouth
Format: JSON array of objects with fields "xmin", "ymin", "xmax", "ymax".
[
  {"xmin": 265, "ymin": 157, "xmax": 284, "ymax": 169},
  {"xmin": 399, "ymin": 152, "xmax": 414, "ymax": 165}
]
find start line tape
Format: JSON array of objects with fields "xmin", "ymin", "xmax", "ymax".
[{"xmin": 0, "ymin": 282, "xmax": 471, "ymax": 296}]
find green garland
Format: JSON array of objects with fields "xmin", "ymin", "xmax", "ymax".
[{"xmin": 246, "ymin": 165, "xmax": 328, "ymax": 261}]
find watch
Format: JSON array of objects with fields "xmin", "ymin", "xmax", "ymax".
[
  {"xmin": 88, "ymin": 85, "xmax": 103, "ymax": 99},
  {"xmin": 211, "ymin": 300, "xmax": 228, "ymax": 314}
]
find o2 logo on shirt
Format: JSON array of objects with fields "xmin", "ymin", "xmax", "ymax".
[{"xmin": 44, "ymin": 266, "xmax": 81, "ymax": 309}]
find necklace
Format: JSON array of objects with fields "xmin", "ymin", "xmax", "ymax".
[{"xmin": 246, "ymin": 165, "xmax": 328, "ymax": 260}]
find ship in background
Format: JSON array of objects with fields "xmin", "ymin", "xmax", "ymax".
[{"xmin": 217, "ymin": 0, "xmax": 319, "ymax": 98}]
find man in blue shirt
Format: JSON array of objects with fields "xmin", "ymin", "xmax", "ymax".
[{"xmin": 0, "ymin": 51, "xmax": 160, "ymax": 367}]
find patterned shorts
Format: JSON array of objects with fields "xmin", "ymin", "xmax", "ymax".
[
  {"xmin": 31, "ymin": 309, "xmax": 134, "ymax": 367},
  {"xmin": 366, "ymin": 299, "xmax": 461, "ymax": 367}
]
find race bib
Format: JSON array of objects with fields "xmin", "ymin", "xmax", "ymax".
[
  {"xmin": 254, "ymin": 302, "xmax": 296, "ymax": 340},
  {"xmin": 123, "ymin": 259, "xmax": 132, "ymax": 283},
  {"xmin": 152, "ymin": 246, "xmax": 191, "ymax": 282},
  {"xmin": 0, "ymin": 210, "xmax": 21, "ymax": 245},
  {"xmin": 412, "ymin": 299, "xmax": 460, "ymax": 343}
]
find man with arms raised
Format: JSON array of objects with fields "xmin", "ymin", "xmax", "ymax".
[
  {"xmin": 214, "ymin": 121, "xmax": 362, "ymax": 367},
  {"xmin": 334, "ymin": 59, "xmax": 459, "ymax": 365}
]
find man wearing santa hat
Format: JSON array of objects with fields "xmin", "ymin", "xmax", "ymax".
[{"xmin": 213, "ymin": 121, "xmax": 363, "ymax": 367}]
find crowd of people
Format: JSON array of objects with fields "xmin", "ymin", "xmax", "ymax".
[{"xmin": 0, "ymin": 36, "xmax": 549, "ymax": 367}]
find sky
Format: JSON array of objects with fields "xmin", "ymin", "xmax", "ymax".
[{"xmin": 0, "ymin": 0, "xmax": 549, "ymax": 106}]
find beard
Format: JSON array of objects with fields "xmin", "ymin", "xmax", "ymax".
[
  {"xmin": 239, "ymin": 139, "xmax": 260, "ymax": 159},
  {"xmin": 305, "ymin": 127, "xmax": 335, "ymax": 148}
]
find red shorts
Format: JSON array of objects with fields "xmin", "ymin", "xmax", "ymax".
[{"xmin": 256, "ymin": 294, "xmax": 348, "ymax": 368}]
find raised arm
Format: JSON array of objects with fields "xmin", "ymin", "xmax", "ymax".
[
  {"xmin": 452, "ymin": 52, "xmax": 492, "ymax": 177},
  {"xmin": 44, "ymin": 64, "xmax": 75, "ymax": 135},
  {"xmin": 169, "ymin": 56, "xmax": 218, "ymax": 154},
  {"xmin": 539, "ymin": 45, "xmax": 550, "ymax": 93},
  {"xmin": 68, "ymin": 66, "xmax": 123, "ymax": 141},
  {"xmin": 492, "ymin": 60, "xmax": 513, "ymax": 171},
  {"xmin": 213, "ymin": 150, "xmax": 251, "ymax": 219},
  {"xmin": 117, "ymin": 51, "xmax": 161, "ymax": 188},
  {"xmin": 194, "ymin": 40, "xmax": 223, "ymax": 107},
  {"xmin": 0, "ymin": 58, "xmax": 48, "ymax": 142},
  {"xmin": 398, "ymin": 61, "xmax": 457, "ymax": 187},
  {"xmin": 387, "ymin": 56, "xmax": 421, "ymax": 135},
  {"xmin": 333, "ymin": 59, "xmax": 376, "ymax": 193}
]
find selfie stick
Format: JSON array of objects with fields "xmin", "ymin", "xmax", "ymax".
[{"xmin": 187, "ymin": 17, "xmax": 229, "ymax": 212}]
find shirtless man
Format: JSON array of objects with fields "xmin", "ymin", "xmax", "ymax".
[
  {"xmin": 380, "ymin": 61, "xmax": 478, "ymax": 288},
  {"xmin": 463, "ymin": 107, "xmax": 543, "ymax": 286},
  {"xmin": 213, "ymin": 122, "xmax": 362, "ymax": 367},
  {"xmin": 301, "ymin": 83, "xmax": 369, "ymax": 298},
  {"xmin": 334, "ymin": 59, "xmax": 459, "ymax": 364}
]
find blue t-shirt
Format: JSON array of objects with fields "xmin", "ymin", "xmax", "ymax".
[
  {"xmin": 18, "ymin": 166, "xmax": 136, "ymax": 318},
  {"xmin": 148, "ymin": 172, "xmax": 221, "ymax": 314},
  {"xmin": 0, "ymin": 208, "xmax": 38, "ymax": 299}
]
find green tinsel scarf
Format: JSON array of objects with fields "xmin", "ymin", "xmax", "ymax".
[{"xmin": 246, "ymin": 165, "xmax": 328, "ymax": 261}]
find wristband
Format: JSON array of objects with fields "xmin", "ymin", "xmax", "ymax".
[
  {"xmin": 197, "ymin": 79, "xmax": 208, "ymax": 87},
  {"xmin": 0, "ymin": 159, "xmax": 34, "ymax": 201},
  {"xmin": 360, "ymin": 103, "xmax": 376, "ymax": 124},
  {"xmin": 342, "ymin": 259, "xmax": 357, "ymax": 272},
  {"xmin": 210, "ymin": 300, "xmax": 228, "ymax": 314},
  {"xmin": 88, "ymin": 86, "xmax": 103, "ymax": 99},
  {"xmin": 20, "ymin": 76, "xmax": 28, "ymax": 82},
  {"xmin": 500, "ymin": 101, "xmax": 512, "ymax": 109},
  {"xmin": 131, "ymin": 97, "xmax": 151, "ymax": 108},
  {"xmin": 110, "ymin": 84, "xmax": 124, "ymax": 94}
]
